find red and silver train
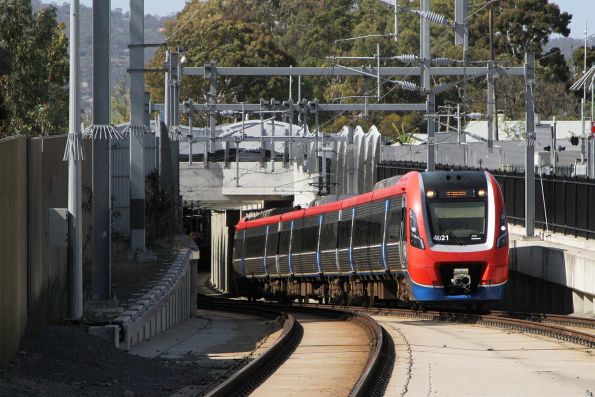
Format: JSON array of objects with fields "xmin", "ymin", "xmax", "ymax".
[{"xmin": 233, "ymin": 170, "xmax": 509, "ymax": 305}]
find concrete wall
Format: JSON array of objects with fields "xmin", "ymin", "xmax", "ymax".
[
  {"xmin": 210, "ymin": 210, "xmax": 239, "ymax": 293},
  {"xmin": 28, "ymin": 137, "xmax": 69, "ymax": 303},
  {"xmin": 0, "ymin": 136, "xmax": 28, "ymax": 367},
  {"xmin": 506, "ymin": 225, "xmax": 595, "ymax": 315},
  {"xmin": 0, "ymin": 135, "xmax": 92, "ymax": 367},
  {"xmin": 109, "ymin": 244, "xmax": 198, "ymax": 350}
]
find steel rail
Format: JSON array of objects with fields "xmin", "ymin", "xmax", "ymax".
[
  {"xmin": 200, "ymin": 298, "xmax": 391, "ymax": 397},
  {"xmin": 325, "ymin": 305, "xmax": 595, "ymax": 349},
  {"xmin": 200, "ymin": 298, "xmax": 301, "ymax": 397},
  {"xmin": 489, "ymin": 310, "xmax": 595, "ymax": 330}
]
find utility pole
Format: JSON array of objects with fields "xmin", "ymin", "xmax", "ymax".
[
  {"xmin": 524, "ymin": 53, "xmax": 535, "ymax": 238},
  {"xmin": 66, "ymin": 0, "xmax": 83, "ymax": 321},
  {"xmin": 489, "ymin": 2, "xmax": 499, "ymax": 142},
  {"xmin": 421, "ymin": 0, "xmax": 435, "ymax": 171},
  {"xmin": 487, "ymin": 60, "xmax": 494, "ymax": 151},
  {"xmin": 208, "ymin": 61, "xmax": 217, "ymax": 167},
  {"xmin": 129, "ymin": 0, "xmax": 146, "ymax": 252},
  {"xmin": 186, "ymin": 99, "xmax": 194, "ymax": 166},
  {"xmin": 91, "ymin": 0, "xmax": 111, "ymax": 301}
]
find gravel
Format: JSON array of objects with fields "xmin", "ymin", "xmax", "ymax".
[{"xmin": 0, "ymin": 326, "xmax": 204, "ymax": 397}]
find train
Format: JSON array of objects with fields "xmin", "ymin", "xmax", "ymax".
[{"xmin": 232, "ymin": 170, "xmax": 509, "ymax": 307}]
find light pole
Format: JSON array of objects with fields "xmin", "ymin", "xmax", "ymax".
[{"xmin": 65, "ymin": 0, "xmax": 83, "ymax": 321}]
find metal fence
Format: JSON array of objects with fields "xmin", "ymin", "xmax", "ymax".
[{"xmin": 377, "ymin": 161, "xmax": 595, "ymax": 240}]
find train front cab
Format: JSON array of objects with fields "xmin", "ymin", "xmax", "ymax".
[{"xmin": 403, "ymin": 171, "xmax": 509, "ymax": 303}]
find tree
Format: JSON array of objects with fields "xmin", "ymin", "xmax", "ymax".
[
  {"xmin": 148, "ymin": 0, "xmax": 576, "ymax": 131},
  {"xmin": 111, "ymin": 77, "xmax": 130, "ymax": 125},
  {"xmin": 539, "ymin": 47, "xmax": 570, "ymax": 84},
  {"xmin": 469, "ymin": 0, "xmax": 571, "ymax": 62},
  {"xmin": 571, "ymin": 46, "xmax": 595, "ymax": 74},
  {"xmin": 0, "ymin": 0, "xmax": 68, "ymax": 137},
  {"xmin": 146, "ymin": 0, "xmax": 295, "ymax": 117}
]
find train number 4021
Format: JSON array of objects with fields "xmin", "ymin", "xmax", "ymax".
[{"xmin": 433, "ymin": 234, "xmax": 449, "ymax": 241}]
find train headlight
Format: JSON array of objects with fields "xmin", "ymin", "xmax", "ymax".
[
  {"xmin": 409, "ymin": 209, "xmax": 425, "ymax": 250},
  {"xmin": 477, "ymin": 189, "xmax": 487, "ymax": 198},
  {"xmin": 426, "ymin": 190, "xmax": 437, "ymax": 199},
  {"xmin": 496, "ymin": 208, "xmax": 508, "ymax": 248}
]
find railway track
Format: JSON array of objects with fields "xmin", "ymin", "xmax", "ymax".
[
  {"xmin": 302, "ymin": 304, "xmax": 595, "ymax": 349},
  {"xmin": 198, "ymin": 297, "xmax": 392, "ymax": 397}
]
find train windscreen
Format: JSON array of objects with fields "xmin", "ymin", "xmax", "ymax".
[{"xmin": 427, "ymin": 201, "xmax": 486, "ymax": 244}]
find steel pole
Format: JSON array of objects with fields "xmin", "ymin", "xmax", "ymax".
[
  {"xmin": 209, "ymin": 61, "xmax": 217, "ymax": 167},
  {"xmin": 91, "ymin": 0, "xmax": 111, "ymax": 300},
  {"xmin": 67, "ymin": 0, "xmax": 83, "ymax": 320},
  {"xmin": 421, "ymin": 0, "xmax": 434, "ymax": 171},
  {"xmin": 129, "ymin": 0, "xmax": 145, "ymax": 251},
  {"xmin": 524, "ymin": 53, "xmax": 536, "ymax": 237},
  {"xmin": 188, "ymin": 100, "xmax": 193, "ymax": 166},
  {"xmin": 487, "ymin": 60, "xmax": 494, "ymax": 151}
]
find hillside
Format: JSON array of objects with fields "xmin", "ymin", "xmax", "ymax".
[
  {"xmin": 34, "ymin": 1, "xmax": 168, "ymax": 118},
  {"xmin": 544, "ymin": 36, "xmax": 595, "ymax": 71}
]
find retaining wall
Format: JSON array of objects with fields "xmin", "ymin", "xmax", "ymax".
[
  {"xmin": 508, "ymin": 226, "xmax": 595, "ymax": 315},
  {"xmin": 210, "ymin": 210, "xmax": 240, "ymax": 293},
  {"xmin": 0, "ymin": 136, "xmax": 28, "ymax": 367},
  {"xmin": 112, "ymin": 244, "xmax": 198, "ymax": 350},
  {"xmin": 0, "ymin": 135, "xmax": 92, "ymax": 367}
]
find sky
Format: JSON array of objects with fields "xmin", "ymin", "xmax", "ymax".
[
  {"xmin": 77, "ymin": 0, "xmax": 591, "ymax": 38},
  {"xmin": 550, "ymin": 0, "xmax": 594, "ymax": 39},
  {"xmin": 78, "ymin": 0, "xmax": 190, "ymax": 17}
]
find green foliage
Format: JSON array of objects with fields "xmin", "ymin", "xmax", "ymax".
[
  {"xmin": 571, "ymin": 46, "xmax": 595, "ymax": 73},
  {"xmin": 147, "ymin": 0, "xmax": 296, "ymax": 115},
  {"xmin": 469, "ymin": 0, "xmax": 571, "ymax": 62},
  {"xmin": 111, "ymin": 77, "xmax": 130, "ymax": 125},
  {"xmin": 539, "ymin": 47, "xmax": 570, "ymax": 84},
  {"xmin": 149, "ymin": 0, "xmax": 575, "ymax": 130},
  {"xmin": 378, "ymin": 113, "xmax": 421, "ymax": 144},
  {"xmin": 0, "ymin": 0, "xmax": 68, "ymax": 137}
]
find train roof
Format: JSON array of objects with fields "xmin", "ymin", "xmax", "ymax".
[{"xmin": 237, "ymin": 171, "xmax": 417, "ymax": 230}]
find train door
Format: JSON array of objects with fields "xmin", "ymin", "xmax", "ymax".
[
  {"xmin": 399, "ymin": 196, "xmax": 407, "ymax": 267},
  {"xmin": 288, "ymin": 221, "xmax": 295, "ymax": 275},
  {"xmin": 263, "ymin": 225, "xmax": 270, "ymax": 275},
  {"xmin": 385, "ymin": 196, "xmax": 404, "ymax": 270}
]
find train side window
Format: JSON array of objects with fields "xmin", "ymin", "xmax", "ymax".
[
  {"xmin": 233, "ymin": 232, "xmax": 242, "ymax": 260},
  {"xmin": 353, "ymin": 217, "xmax": 369, "ymax": 246},
  {"xmin": 291, "ymin": 220, "xmax": 303, "ymax": 254},
  {"xmin": 245, "ymin": 226, "xmax": 266, "ymax": 257},
  {"xmin": 338, "ymin": 210, "xmax": 353, "ymax": 249},
  {"xmin": 278, "ymin": 223, "xmax": 290, "ymax": 256},
  {"xmin": 301, "ymin": 216, "xmax": 319, "ymax": 252},
  {"xmin": 386, "ymin": 198, "xmax": 402, "ymax": 243},
  {"xmin": 354, "ymin": 202, "xmax": 384, "ymax": 246},
  {"xmin": 366, "ymin": 203, "xmax": 385, "ymax": 246},
  {"xmin": 320, "ymin": 212, "xmax": 339, "ymax": 250},
  {"xmin": 266, "ymin": 225, "xmax": 279, "ymax": 257}
]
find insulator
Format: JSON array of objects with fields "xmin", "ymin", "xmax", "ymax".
[
  {"xmin": 396, "ymin": 80, "xmax": 420, "ymax": 92},
  {"xmin": 417, "ymin": 10, "xmax": 454, "ymax": 27},
  {"xmin": 432, "ymin": 83, "xmax": 452, "ymax": 94},
  {"xmin": 432, "ymin": 57, "xmax": 456, "ymax": 65},
  {"xmin": 82, "ymin": 124, "xmax": 124, "ymax": 140},
  {"xmin": 393, "ymin": 54, "xmax": 420, "ymax": 63}
]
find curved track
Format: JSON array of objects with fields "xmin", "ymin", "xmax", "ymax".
[
  {"xmin": 331, "ymin": 306, "xmax": 595, "ymax": 348},
  {"xmin": 199, "ymin": 298, "xmax": 391, "ymax": 397}
]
